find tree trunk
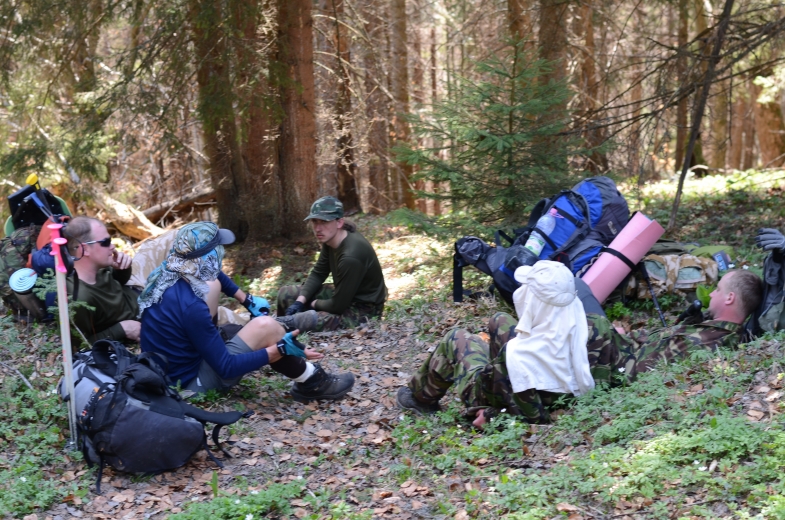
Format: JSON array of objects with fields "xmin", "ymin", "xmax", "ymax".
[
  {"xmin": 709, "ymin": 79, "xmax": 729, "ymax": 170},
  {"xmin": 577, "ymin": 1, "xmax": 608, "ymax": 173},
  {"xmin": 412, "ymin": 4, "xmax": 426, "ymax": 213},
  {"xmin": 728, "ymin": 92, "xmax": 745, "ymax": 170},
  {"xmin": 277, "ymin": 0, "xmax": 318, "ymax": 236},
  {"xmin": 190, "ymin": 0, "xmax": 250, "ymax": 240},
  {"xmin": 390, "ymin": 0, "xmax": 415, "ymax": 210},
  {"xmin": 330, "ymin": 0, "xmax": 361, "ymax": 213},
  {"xmin": 674, "ymin": 0, "xmax": 689, "ymax": 172},
  {"xmin": 752, "ymin": 79, "xmax": 785, "ymax": 168},
  {"xmin": 430, "ymin": 25, "xmax": 441, "ymax": 216},
  {"xmin": 742, "ymin": 93, "xmax": 757, "ymax": 170},
  {"xmin": 539, "ymin": 0, "xmax": 568, "ymax": 99},
  {"xmin": 234, "ymin": 0, "xmax": 282, "ymax": 240},
  {"xmin": 361, "ymin": 0, "xmax": 391, "ymax": 214},
  {"xmin": 508, "ymin": 0, "xmax": 531, "ymax": 45}
]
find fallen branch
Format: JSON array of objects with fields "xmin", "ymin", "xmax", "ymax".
[
  {"xmin": 92, "ymin": 187, "xmax": 165, "ymax": 240},
  {"xmin": 0, "ymin": 360, "xmax": 34, "ymax": 391},
  {"xmin": 142, "ymin": 189, "xmax": 216, "ymax": 223}
]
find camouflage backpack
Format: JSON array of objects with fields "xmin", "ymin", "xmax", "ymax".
[{"xmin": 0, "ymin": 225, "xmax": 41, "ymax": 309}]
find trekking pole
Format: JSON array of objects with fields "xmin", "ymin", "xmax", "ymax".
[
  {"xmin": 48, "ymin": 223, "xmax": 78, "ymax": 450},
  {"xmin": 638, "ymin": 263, "xmax": 667, "ymax": 327}
]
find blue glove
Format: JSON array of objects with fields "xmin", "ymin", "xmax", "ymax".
[
  {"xmin": 277, "ymin": 332, "xmax": 306, "ymax": 358},
  {"xmin": 243, "ymin": 294, "xmax": 270, "ymax": 317}
]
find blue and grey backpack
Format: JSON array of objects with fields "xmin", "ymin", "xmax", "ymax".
[{"xmin": 454, "ymin": 176, "xmax": 630, "ymax": 305}]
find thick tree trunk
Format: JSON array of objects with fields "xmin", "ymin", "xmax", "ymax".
[
  {"xmin": 234, "ymin": 0, "xmax": 282, "ymax": 240},
  {"xmin": 277, "ymin": 0, "xmax": 318, "ymax": 235},
  {"xmin": 539, "ymin": 0, "xmax": 568, "ymax": 99},
  {"xmin": 577, "ymin": 1, "xmax": 608, "ymax": 173},
  {"xmin": 390, "ymin": 0, "xmax": 415, "ymax": 210},
  {"xmin": 330, "ymin": 0, "xmax": 360, "ymax": 213},
  {"xmin": 361, "ymin": 0, "xmax": 391, "ymax": 214},
  {"xmin": 190, "ymin": 0, "xmax": 250, "ymax": 240},
  {"xmin": 752, "ymin": 79, "xmax": 785, "ymax": 168}
]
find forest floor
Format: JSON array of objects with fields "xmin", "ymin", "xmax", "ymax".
[{"xmin": 4, "ymin": 170, "xmax": 785, "ymax": 519}]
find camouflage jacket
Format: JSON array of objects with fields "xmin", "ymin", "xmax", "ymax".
[{"xmin": 624, "ymin": 319, "xmax": 742, "ymax": 376}]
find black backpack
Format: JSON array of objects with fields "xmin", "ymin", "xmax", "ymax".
[
  {"xmin": 60, "ymin": 340, "xmax": 250, "ymax": 493},
  {"xmin": 454, "ymin": 176, "xmax": 630, "ymax": 305},
  {"xmin": 745, "ymin": 250, "xmax": 785, "ymax": 339}
]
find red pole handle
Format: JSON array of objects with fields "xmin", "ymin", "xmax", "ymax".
[{"xmin": 47, "ymin": 223, "xmax": 68, "ymax": 274}]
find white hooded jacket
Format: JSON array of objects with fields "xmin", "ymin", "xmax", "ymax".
[{"xmin": 504, "ymin": 261, "xmax": 594, "ymax": 396}]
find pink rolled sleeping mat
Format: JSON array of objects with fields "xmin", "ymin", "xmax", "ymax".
[{"xmin": 582, "ymin": 212, "xmax": 665, "ymax": 303}]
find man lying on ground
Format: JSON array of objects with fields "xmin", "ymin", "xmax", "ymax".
[
  {"xmin": 138, "ymin": 222, "xmax": 354, "ymax": 402},
  {"xmin": 277, "ymin": 196, "xmax": 387, "ymax": 331},
  {"xmin": 397, "ymin": 261, "xmax": 762, "ymax": 427}
]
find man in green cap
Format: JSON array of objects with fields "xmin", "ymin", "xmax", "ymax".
[{"xmin": 277, "ymin": 196, "xmax": 387, "ymax": 331}]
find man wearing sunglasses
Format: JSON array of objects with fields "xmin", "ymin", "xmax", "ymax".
[{"xmin": 62, "ymin": 216, "xmax": 141, "ymax": 345}]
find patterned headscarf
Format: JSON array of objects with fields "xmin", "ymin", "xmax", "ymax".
[{"xmin": 137, "ymin": 222, "xmax": 227, "ymax": 316}]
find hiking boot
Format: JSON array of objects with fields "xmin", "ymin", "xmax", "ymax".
[
  {"xmin": 290, "ymin": 364, "xmax": 355, "ymax": 403},
  {"xmin": 275, "ymin": 310, "xmax": 318, "ymax": 333},
  {"xmin": 396, "ymin": 387, "xmax": 441, "ymax": 415}
]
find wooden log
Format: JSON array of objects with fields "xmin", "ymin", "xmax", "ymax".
[
  {"xmin": 93, "ymin": 189, "xmax": 165, "ymax": 240},
  {"xmin": 142, "ymin": 189, "xmax": 216, "ymax": 223}
]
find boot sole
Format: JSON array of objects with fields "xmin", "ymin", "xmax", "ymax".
[
  {"xmin": 290, "ymin": 380, "xmax": 354, "ymax": 403},
  {"xmin": 396, "ymin": 389, "xmax": 440, "ymax": 415}
]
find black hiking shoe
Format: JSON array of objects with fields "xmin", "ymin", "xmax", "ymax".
[
  {"xmin": 396, "ymin": 387, "xmax": 441, "ymax": 415},
  {"xmin": 290, "ymin": 364, "xmax": 355, "ymax": 403},
  {"xmin": 275, "ymin": 310, "xmax": 318, "ymax": 333}
]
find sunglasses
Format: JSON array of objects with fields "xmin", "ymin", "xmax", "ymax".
[{"xmin": 83, "ymin": 237, "xmax": 112, "ymax": 248}]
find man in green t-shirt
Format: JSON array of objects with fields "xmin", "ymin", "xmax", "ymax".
[
  {"xmin": 63, "ymin": 217, "xmax": 141, "ymax": 345},
  {"xmin": 277, "ymin": 196, "xmax": 387, "ymax": 331}
]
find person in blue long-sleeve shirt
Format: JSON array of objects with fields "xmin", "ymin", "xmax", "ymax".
[{"xmin": 138, "ymin": 221, "xmax": 354, "ymax": 402}]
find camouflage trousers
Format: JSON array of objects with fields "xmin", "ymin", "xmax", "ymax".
[
  {"xmin": 408, "ymin": 312, "xmax": 570, "ymax": 423},
  {"xmin": 277, "ymin": 284, "xmax": 384, "ymax": 332},
  {"xmin": 408, "ymin": 311, "xmax": 652, "ymax": 423}
]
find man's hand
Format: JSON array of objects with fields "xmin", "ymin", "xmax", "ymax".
[
  {"xmin": 119, "ymin": 320, "xmax": 141, "ymax": 341},
  {"xmin": 112, "ymin": 250, "xmax": 132, "ymax": 270},
  {"xmin": 756, "ymin": 228, "xmax": 785, "ymax": 252},
  {"xmin": 676, "ymin": 300, "xmax": 704, "ymax": 325},
  {"xmin": 304, "ymin": 348, "xmax": 324, "ymax": 361},
  {"xmin": 243, "ymin": 294, "xmax": 270, "ymax": 317},
  {"xmin": 472, "ymin": 409, "xmax": 488, "ymax": 429},
  {"xmin": 285, "ymin": 300, "xmax": 305, "ymax": 316}
]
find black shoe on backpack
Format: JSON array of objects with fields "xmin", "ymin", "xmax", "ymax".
[
  {"xmin": 396, "ymin": 386, "xmax": 441, "ymax": 415},
  {"xmin": 290, "ymin": 364, "xmax": 354, "ymax": 403}
]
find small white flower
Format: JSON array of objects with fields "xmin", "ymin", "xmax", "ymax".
[
  {"xmin": 603, "ymin": 463, "xmax": 609, "ymax": 468},
  {"xmin": 339, "ymin": 442, "xmax": 346, "ymax": 446},
  {"xmin": 250, "ymin": 490, "xmax": 259, "ymax": 495},
  {"xmin": 20, "ymin": 477, "xmax": 26, "ymax": 482},
  {"xmin": 422, "ymin": 430, "xmax": 428, "ymax": 434},
  {"xmin": 509, "ymin": 421, "xmax": 515, "ymax": 427},
  {"xmin": 235, "ymin": 499, "xmax": 241, "ymax": 504},
  {"xmin": 246, "ymin": 515, "xmax": 253, "ymax": 520},
  {"xmin": 500, "ymin": 408, "xmax": 507, "ymax": 413},
  {"xmin": 698, "ymin": 466, "xmax": 707, "ymax": 471},
  {"xmin": 693, "ymin": 460, "xmax": 700, "ymax": 465},
  {"xmin": 618, "ymin": 367, "xmax": 625, "ymax": 373}
]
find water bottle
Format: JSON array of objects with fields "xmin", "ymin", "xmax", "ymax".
[{"xmin": 524, "ymin": 208, "xmax": 558, "ymax": 256}]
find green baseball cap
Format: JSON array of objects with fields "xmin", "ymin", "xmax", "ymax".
[{"xmin": 304, "ymin": 196, "xmax": 344, "ymax": 221}]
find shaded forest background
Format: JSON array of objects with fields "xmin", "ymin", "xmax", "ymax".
[{"xmin": 0, "ymin": 0, "xmax": 784, "ymax": 240}]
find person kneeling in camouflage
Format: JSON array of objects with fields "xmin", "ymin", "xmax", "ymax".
[{"xmin": 397, "ymin": 262, "xmax": 762, "ymax": 427}]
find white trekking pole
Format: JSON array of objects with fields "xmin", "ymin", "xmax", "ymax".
[{"xmin": 48, "ymin": 223, "xmax": 77, "ymax": 449}]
